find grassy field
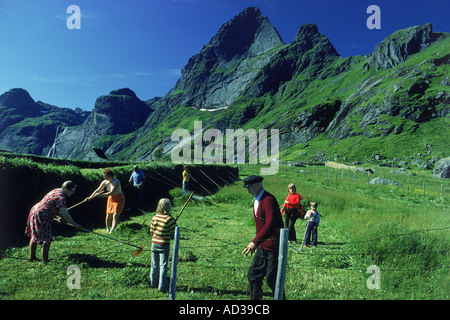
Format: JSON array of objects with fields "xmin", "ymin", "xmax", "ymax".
[{"xmin": 0, "ymin": 163, "xmax": 448, "ymax": 300}]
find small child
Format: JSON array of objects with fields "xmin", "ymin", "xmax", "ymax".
[
  {"xmin": 150, "ymin": 198, "xmax": 177, "ymax": 292},
  {"xmin": 303, "ymin": 201, "xmax": 320, "ymax": 247}
]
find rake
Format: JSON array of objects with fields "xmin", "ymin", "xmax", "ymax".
[
  {"xmin": 175, "ymin": 191, "xmax": 195, "ymax": 221},
  {"xmin": 57, "ymin": 219, "xmax": 145, "ymax": 257},
  {"xmin": 68, "ymin": 199, "xmax": 87, "ymax": 210}
]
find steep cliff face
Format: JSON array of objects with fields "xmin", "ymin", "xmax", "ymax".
[
  {"xmin": 0, "ymin": 88, "xmax": 87, "ymax": 155},
  {"xmin": 369, "ymin": 23, "xmax": 445, "ymax": 70},
  {"xmin": 165, "ymin": 7, "xmax": 285, "ymax": 109},
  {"xmin": 49, "ymin": 88, "xmax": 153, "ymax": 159},
  {"xmin": 90, "ymin": 88, "xmax": 153, "ymax": 135},
  {"xmin": 244, "ymin": 23, "xmax": 340, "ymax": 97}
]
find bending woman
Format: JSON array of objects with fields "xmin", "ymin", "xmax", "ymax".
[
  {"xmin": 25, "ymin": 181, "xmax": 81, "ymax": 263},
  {"xmin": 86, "ymin": 168, "xmax": 125, "ymax": 233}
]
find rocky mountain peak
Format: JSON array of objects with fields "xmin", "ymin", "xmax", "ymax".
[
  {"xmin": 91, "ymin": 88, "xmax": 153, "ymax": 135},
  {"xmin": 293, "ymin": 23, "xmax": 319, "ymax": 41},
  {"xmin": 369, "ymin": 23, "xmax": 446, "ymax": 70},
  {"xmin": 291, "ymin": 23, "xmax": 339, "ymax": 57},
  {"xmin": 0, "ymin": 88, "xmax": 39, "ymax": 113},
  {"xmin": 165, "ymin": 6, "xmax": 285, "ymax": 110},
  {"xmin": 94, "ymin": 88, "xmax": 143, "ymax": 112},
  {"xmin": 206, "ymin": 6, "xmax": 284, "ymax": 61},
  {"xmin": 109, "ymin": 88, "xmax": 139, "ymax": 99}
]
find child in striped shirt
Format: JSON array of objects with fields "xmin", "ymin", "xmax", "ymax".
[{"xmin": 150, "ymin": 198, "xmax": 177, "ymax": 292}]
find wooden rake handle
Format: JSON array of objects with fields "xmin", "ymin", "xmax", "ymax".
[
  {"xmin": 175, "ymin": 191, "xmax": 195, "ymax": 221},
  {"xmin": 68, "ymin": 199, "xmax": 87, "ymax": 210},
  {"xmin": 56, "ymin": 218, "xmax": 144, "ymax": 256},
  {"xmin": 75, "ymin": 224, "xmax": 145, "ymax": 256}
]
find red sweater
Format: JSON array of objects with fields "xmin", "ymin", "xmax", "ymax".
[
  {"xmin": 252, "ymin": 191, "xmax": 283, "ymax": 251},
  {"xmin": 285, "ymin": 193, "xmax": 300, "ymax": 209}
]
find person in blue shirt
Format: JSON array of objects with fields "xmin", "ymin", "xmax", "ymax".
[{"xmin": 129, "ymin": 166, "xmax": 145, "ymax": 209}]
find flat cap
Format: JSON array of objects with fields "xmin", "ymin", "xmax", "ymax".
[{"xmin": 243, "ymin": 175, "xmax": 263, "ymax": 187}]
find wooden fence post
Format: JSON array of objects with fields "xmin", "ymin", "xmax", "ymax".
[
  {"xmin": 169, "ymin": 226, "xmax": 181, "ymax": 300},
  {"xmin": 275, "ymin": 228, "xmax": 289, "ymax": 300}
]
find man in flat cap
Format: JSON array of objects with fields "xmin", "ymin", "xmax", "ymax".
[{"xmin": 242, "ymin": 175, "xmax": 284, "ymax": 300}]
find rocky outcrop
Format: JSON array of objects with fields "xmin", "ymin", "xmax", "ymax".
[
  {"xmin": 0, "ymin": 89, "xmax": 88, "ymax": 155},
  {"xmin": 325, "ymin": 27, "xmax": 449, "ymax": 142},
  {"xmin": 284, "ymin": 100, "xmax": 342, "ymax": 144},
  {"xmin": 165, "ymin": 7, "xmax": 285, "ymax": 109},
  {"xmin": 50, "ymin": 88, "xmax": 153, "ymax": 159},
  {"xmin": 245, "ymin": 23, "xmax": 340, "ymax": 97},
  {"xmin": 0, "ymin": 89, "xmax": 42, "ymax": 132},
  {"xmin": 369, "ymin": 23, "xmax": 445, "ymax": 70},
  {"xmin": 369, "ymin": 177, "xmax": 402, "ymax": 186},
  {"xmin": 160, "ymin": 14, "xmax": 341, "ymax": 116},
  {"xmin": 433, "ymin": 157, "xmax": 450, "ymax": 178},
  {"xmin": 92, "ymin": 88, "xmax": 153, "ymax": 135}
]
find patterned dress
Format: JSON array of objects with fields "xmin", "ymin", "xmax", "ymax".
[{"xmin": 25, "ymin": 188, "xmax": 67, "ymax": 246}]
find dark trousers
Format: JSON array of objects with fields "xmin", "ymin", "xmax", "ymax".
[
  {"xmin": 247, "ymin": 247, "xmax": 278, "ymax": 300},
  {"xmin": 304, "ymin": 221, "xmax": 318, "ymax": 246},
  {"xmin": 133, "ymin": 186, "xmax": 143, "ymax": 209},
  {"xmin": 284, "ymin": 207, "xmax": 298, "ymax": 242}
]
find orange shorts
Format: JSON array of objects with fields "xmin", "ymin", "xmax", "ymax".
[{"xmin": 106, "ymin": 193, "xmax": 125, "ymax": 215}]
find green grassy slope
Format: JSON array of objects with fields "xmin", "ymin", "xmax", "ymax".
[{"xmin": 115, "ymin": 36, "xmax": 449, "ymax": 166}]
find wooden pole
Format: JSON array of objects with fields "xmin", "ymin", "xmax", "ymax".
[
  {"xmin": 300, "ymin": 220, "xmax": 311, "ymax": 251},
  {"xmin": 274, "ymin": 228, "xmax": 288, "ymax": 300},
  {"xmin": 169, "ymin": 226, "xmax": 181, "ymax": 300},
  {"xmin": 68, "ymin": 199, "xmax": 87, "ymax": 210},
  {"xmin": 175, "ymin": 191, "xmax": 194, "ymax": 221}
]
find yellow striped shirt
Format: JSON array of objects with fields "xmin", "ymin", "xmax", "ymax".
[{"xmin": 150, "ymin": 213, "xmax": 176, "ymax": 245}]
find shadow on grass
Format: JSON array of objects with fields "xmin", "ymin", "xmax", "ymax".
[
  {"xmin": 65, "ymin": 253, "xmax": 127, "ymax": 268},
  {"xmin": 175, "ymin": 285, "xmax": 268, "ymax": 299}
]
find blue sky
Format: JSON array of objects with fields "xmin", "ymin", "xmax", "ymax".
[{"xmin": 0, "ymin": 0, "xmax": 449, "ymax": 111}]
